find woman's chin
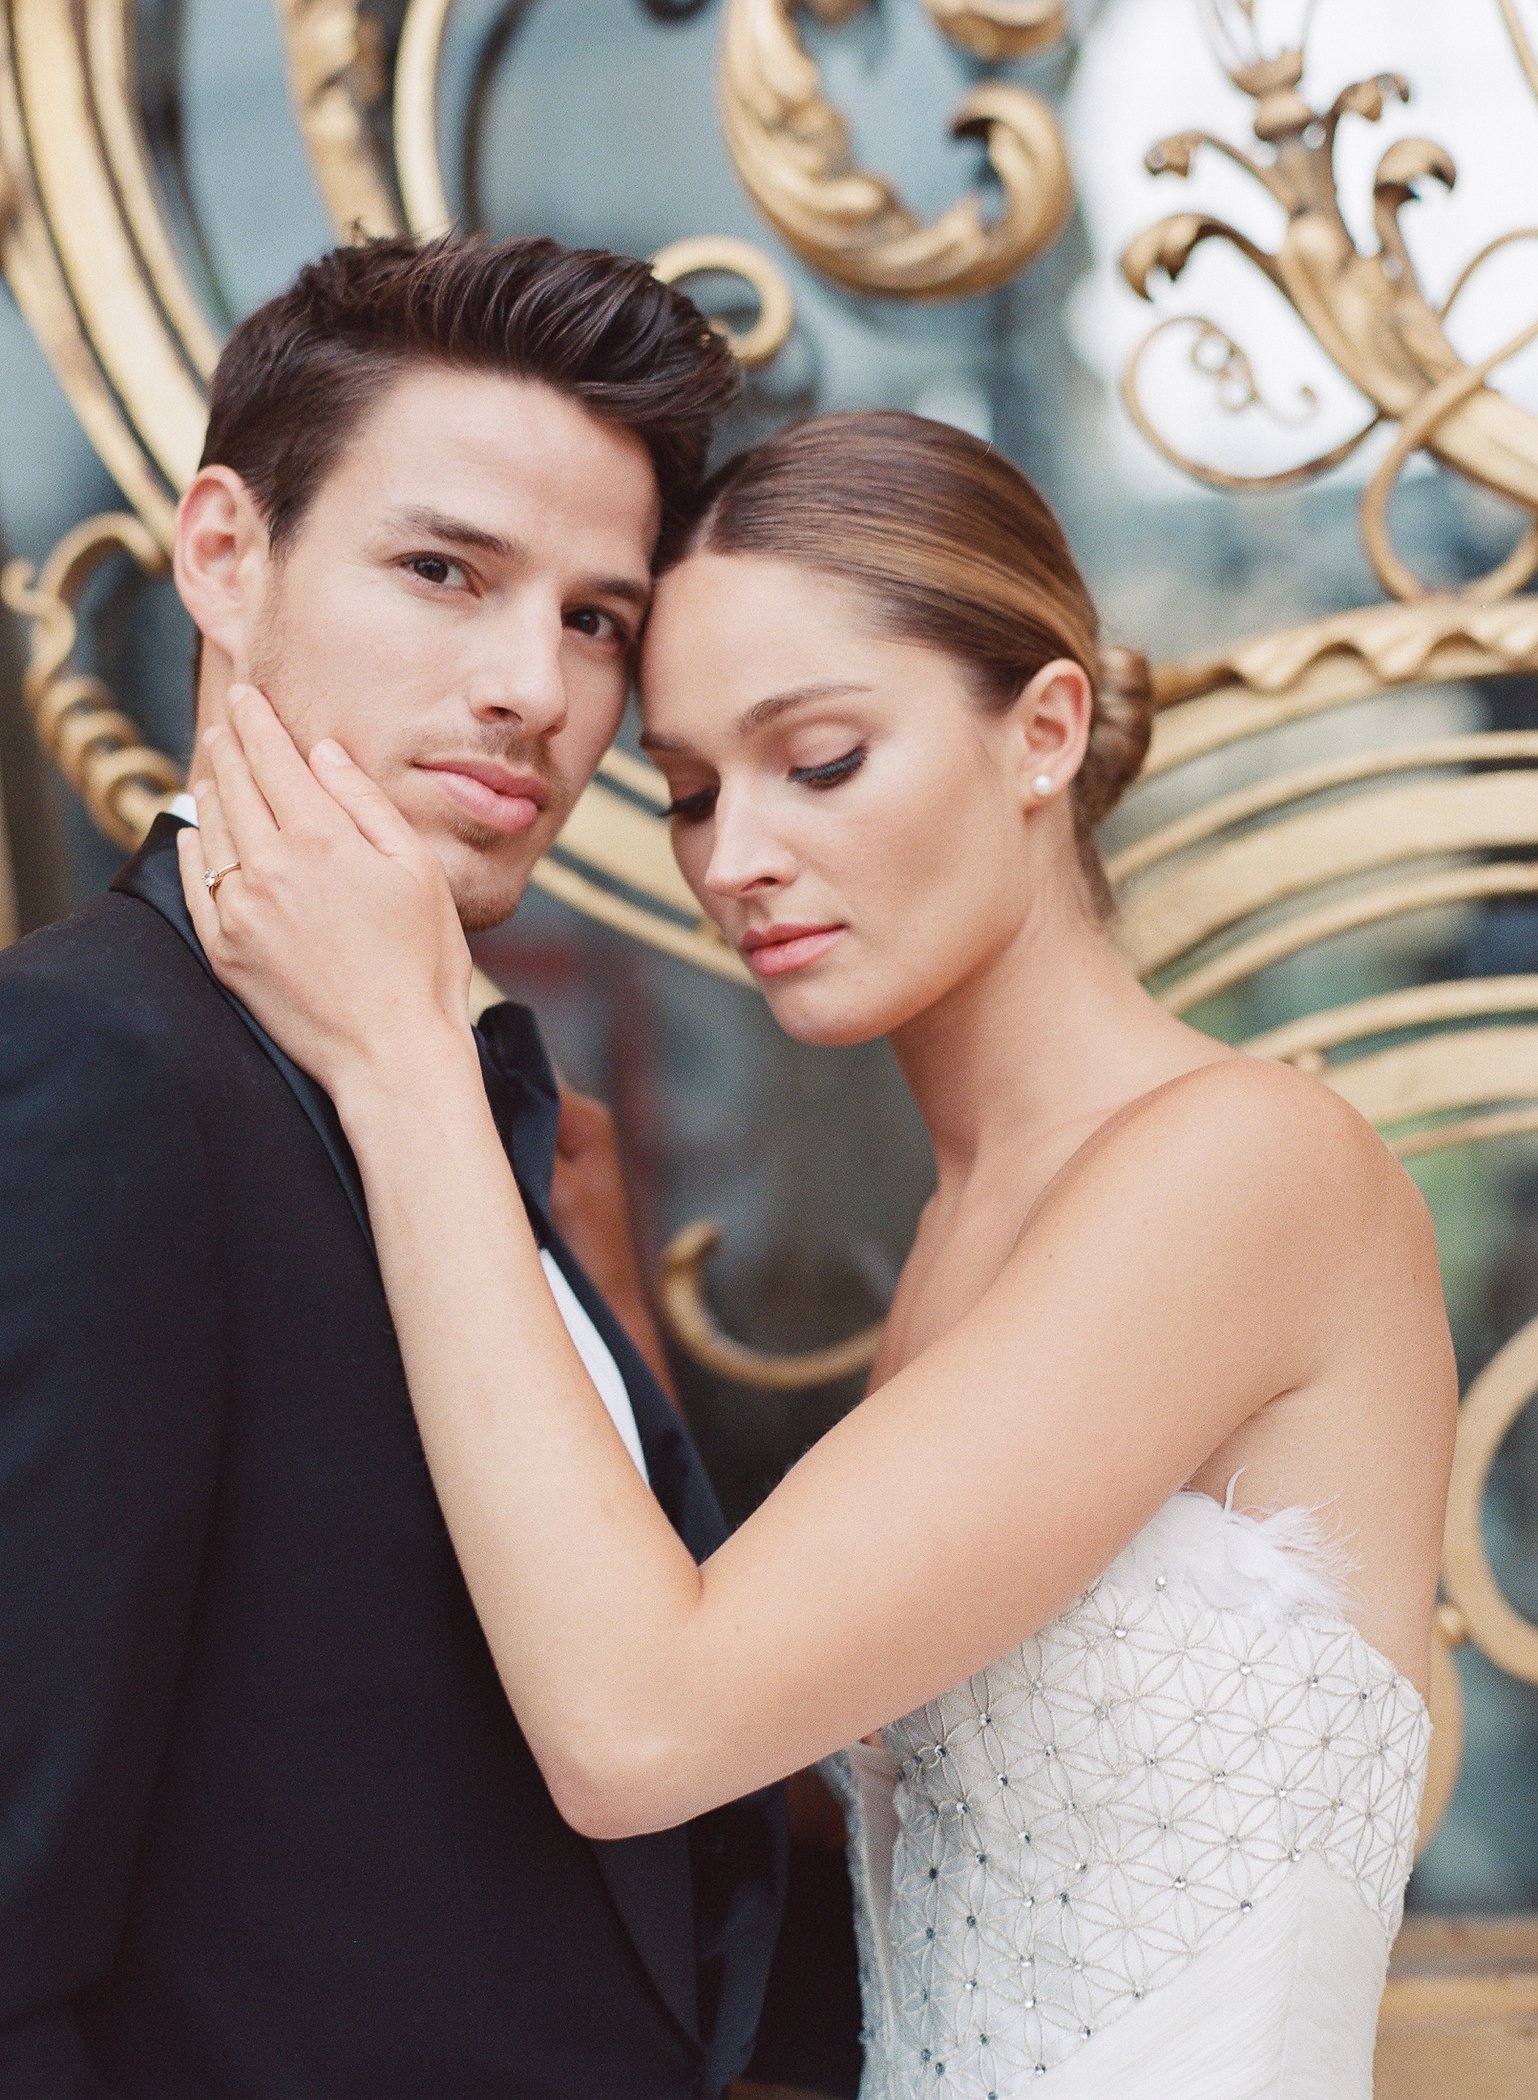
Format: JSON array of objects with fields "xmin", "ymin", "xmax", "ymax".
[{"xmin": 758, "ymin": 980, "xmax": 891, "ymax": 1050}]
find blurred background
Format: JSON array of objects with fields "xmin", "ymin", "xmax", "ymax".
[{"xmin": 3, "ymin": 3, "xmax": 1537, "ymax": 2089}]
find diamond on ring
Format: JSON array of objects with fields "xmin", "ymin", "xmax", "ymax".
[{"xmin": 204, "ymin": 861, "xmax": 241, "ymax": 900}]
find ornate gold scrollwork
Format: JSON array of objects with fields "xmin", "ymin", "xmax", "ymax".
[
  {"xmin": 276, "ymin": 0, "xmax": 401, "ymax": 239},
  {"xmin": 925, "ymin": 0, "xmax": 1066, "ymax": 65},
  {"xmin": 650, "ymin": 235, "xmax": 797, "ymax": 370},
  {"xmin": 0, "ymin": 514, "xmax": 181, "ymax": 849},
  {"xmin": 719, "ymin": 0, "xmax": 1073, "ymax": 300},
  {"xmin": 661, "ymin": 1220, "xmax": 882, "ymax": 1389},
  {"xmin": 1121, "ymin": 5, "xmax": 1538, "ymax": 601}
]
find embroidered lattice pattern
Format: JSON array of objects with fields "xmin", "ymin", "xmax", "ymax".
[{"xmin": 835, "ymin": 1498, "xmax": 1431, "ymax": 2098}]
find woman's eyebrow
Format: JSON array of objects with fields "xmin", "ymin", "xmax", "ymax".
[{"xmin": 641, "ymin": 681, "xmax": 873, "ymax": 756}]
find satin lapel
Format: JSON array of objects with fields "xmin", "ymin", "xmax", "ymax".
[{"xmin": 112, "ymin": 817, "xmax": 376, "ymax": 1252}]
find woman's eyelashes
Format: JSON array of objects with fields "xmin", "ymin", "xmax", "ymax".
[
  {"xmin": 664, "ymin": 785, "xmax": 717, "ymax": 822},
  {"xmin": 665, "ymin": 745, "xmax": 868, "ymax": 823},
  {"xmin": 790, "ymin": 745, "xmax": 867, "ymax": 791}
]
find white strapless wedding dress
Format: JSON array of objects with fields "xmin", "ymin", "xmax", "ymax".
[{"xmin": 824, "ymin": 1488, "xmax": 1430, "ymax": 2098}]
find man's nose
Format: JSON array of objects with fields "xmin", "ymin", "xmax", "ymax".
[
  {"xmin": 466, "ymin": 603, "xmax": 569, "ymax": 738},
  {"xmin": 702, "ymin": 788, "xmax": 797, "ymax": 897}
]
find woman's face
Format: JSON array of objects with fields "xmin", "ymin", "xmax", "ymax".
[{"xmin": 639, "ymin": 552, "xmax": 1086, "ymax": 1047}]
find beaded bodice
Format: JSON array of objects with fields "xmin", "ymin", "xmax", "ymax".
[{"xmin": 826, "ymin": 1491, "xmax": 1430, "ymax": 2099}]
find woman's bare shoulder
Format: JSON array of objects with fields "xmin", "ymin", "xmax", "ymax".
[{"xmin": 1027, "ymin": 1050, "xmax": 1431, "ymax": 1267}]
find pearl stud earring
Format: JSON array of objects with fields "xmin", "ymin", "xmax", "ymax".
[{"xmin": 1032, "ymin": 772, "xmax": 1054, "ymax": 796}]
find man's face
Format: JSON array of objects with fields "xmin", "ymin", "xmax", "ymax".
[{"xmin": 245, "ymin": 366, "xmax": 659, "ymax": 931}]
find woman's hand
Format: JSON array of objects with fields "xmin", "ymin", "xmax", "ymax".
[{"xmin": 178, "ymin": 684, "xmax": 477, "ymax": 1109}]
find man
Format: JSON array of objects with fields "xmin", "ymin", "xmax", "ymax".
[{"xmin": 0, "ymin": 234, "xmax": 784, "ymax": 2100}]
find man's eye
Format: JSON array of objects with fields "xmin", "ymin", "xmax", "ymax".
[
  {"xmin": 664, "ymin": 786, "xmax": 717, "ymax": 823},
  {"xmin": 567, "ymin": 606, "xmax": 631, "ymax": 647},
  {"xmin": 406, "ymin": 554, "xmax": 469, "ymax": 589}
]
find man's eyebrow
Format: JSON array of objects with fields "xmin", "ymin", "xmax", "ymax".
[
  {"xmin": 384, "ymin": 506, "xmax": 650, "ymax": 611},
  {"xmin": 640, "ymin": 681, "xmax": 872, "ymax": 755},
  {"xmin": 387, "ymin": 505, "xmax": 516, "ymax": 559},
  {"xmin": 584, "ymin": 571, "xmax": 652, "ymax": 613}
]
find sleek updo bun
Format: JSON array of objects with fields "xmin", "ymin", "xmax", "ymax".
[
  {"xmin": 672, "ymin": 409, "xmax": 1151, "ymax": 917},
  {"xmin": 1079, "ymin": 644, "xmax": 1156, "ymax": 829}
]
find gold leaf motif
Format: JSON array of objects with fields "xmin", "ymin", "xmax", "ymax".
[
  {"xmin": 1121, "ymin": 18, "xmax": 1538, "ymax": 599},
  {"xmin": 719, "ymin": 0, "xmax": 1073, "ymax": 300},
  {"xmin": 925, "ymin": 0, "xmax": 1067, "ymax": 64}
]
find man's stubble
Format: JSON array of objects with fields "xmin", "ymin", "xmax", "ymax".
[{"xmin": 247, "ymin": 599, "xmax": 548, "ymax": 938}]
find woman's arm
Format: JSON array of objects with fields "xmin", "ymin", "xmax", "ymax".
[{"xmin": 183, "ymin": 689, "xmax": 1413, "ymax": 1839}]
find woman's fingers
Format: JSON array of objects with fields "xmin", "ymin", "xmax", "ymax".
[
  {"xmin": 192, "ymin": 771, "xmax": 242, "ymax": 885},
  {"xmin": 310, "ymin": 739, "xmax": 420, "ymax": 858},
  {"xmin": 206, "ymin": 716, "xmax": 278, "ymax": 863},
  {"xmin": 228, "ymin": 684, "xmax": 344, "ymax": 832},
  {"xmin": 176, "ymin": 819, "xmax": 224, "ymax": 951}
]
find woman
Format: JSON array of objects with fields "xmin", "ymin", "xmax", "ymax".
[{"xmin": 181, "ymin": 412, "xmax": 1454, "ymax": 2097}]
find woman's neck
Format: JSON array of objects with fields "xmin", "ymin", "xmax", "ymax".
[{"xmin": 891, "ymin": 888, "xmax": 1209, "ymax": 1195}]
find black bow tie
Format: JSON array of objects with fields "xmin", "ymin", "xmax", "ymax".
[{"xmin": 474, "ymin": 999, "xmax": 561, "ymax": 1215}]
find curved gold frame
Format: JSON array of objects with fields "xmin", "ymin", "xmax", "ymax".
[{"xmin": 1, "ymin": 513, "xmax": 180, "ymax": 847}]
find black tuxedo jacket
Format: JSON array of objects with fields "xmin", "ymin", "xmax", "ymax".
[{"xmin": 0, "ymin": 817, "xmax": 784, "ymax": 2100}]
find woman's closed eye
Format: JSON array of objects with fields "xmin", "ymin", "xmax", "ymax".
[
  {"xmin": 664, "ymin": 783, "xmax": 718, "ymax": 823},
  {"xmin": 665, "ymin": 745, "xmax": 868, "ymax": 824},
  {"xmin": 790, "ymin": 745, "xmax": 866, "ymax": 791}
]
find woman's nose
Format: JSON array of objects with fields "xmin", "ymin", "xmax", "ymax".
[{"xmin": 701, "ymin": 790, "xmax": 798, "ymax": 897}]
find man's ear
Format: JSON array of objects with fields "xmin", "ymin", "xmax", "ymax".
[
  {"xmin": 1008, "ymin": 657, "xmax": 1094, "ymax": 809},
  {"xmin": 173, "ymin": 466, "xmax": 270, "ymax": 668}
]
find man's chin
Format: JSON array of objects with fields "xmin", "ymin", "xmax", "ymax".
[{"xmin": 434, "ymin": 823, "xmax": 537, "ymax": 934}]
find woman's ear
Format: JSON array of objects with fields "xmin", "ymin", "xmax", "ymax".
[
  {"xmin": 173, "ymin": 467, "xmax": 270, "ymax": 669},
  {"xmin": 1009, "ymin": 657, "xmax": 1094, "ymax": 810}
]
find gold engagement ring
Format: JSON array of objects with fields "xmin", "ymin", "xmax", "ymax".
[{"xmin": 204, "ymin": 861, "xmax": 241, "ymax": 900}]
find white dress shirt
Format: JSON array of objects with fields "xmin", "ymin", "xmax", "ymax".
[{"xmin": 171, "ymin": 794, "xmax": 649, "ymax": 1480}]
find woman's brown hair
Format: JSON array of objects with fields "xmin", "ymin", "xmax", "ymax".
[{"xmin": 671, "ymin": 410, "xmax": 1153, "ymax": 915}]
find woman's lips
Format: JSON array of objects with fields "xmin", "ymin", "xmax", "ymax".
[
  {"xmin": 421, "ymin": 763, "xmax": 545, "ymax": 836},
  {"xmin": 742, "ymin": 924, "xmax": 846, "ymax": 977}
]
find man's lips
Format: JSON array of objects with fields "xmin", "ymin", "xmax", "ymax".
[
  {"xmin": 418, "ymin": 760, "xmax": 550, "ymax": 837},
  {"xmin": 740, "ymin": 922, "xmax": 846, "ymax": 977}
]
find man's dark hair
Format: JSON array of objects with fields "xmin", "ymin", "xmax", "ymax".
[{"xmin": 199, "ymin": 233, "xmax": 740, "ymax": 564}]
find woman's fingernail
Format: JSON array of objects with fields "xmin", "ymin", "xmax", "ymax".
[
  {"xmin": 202, "ymin": 725, "xmax": 224, "ymax": 749},
  {"xmin": 313, "ymin": 739, "xmax": 347, "ymax": 767},
  {"xmin": 192, "ymin": 779, "xmax": 210, "ymax": 801}
]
